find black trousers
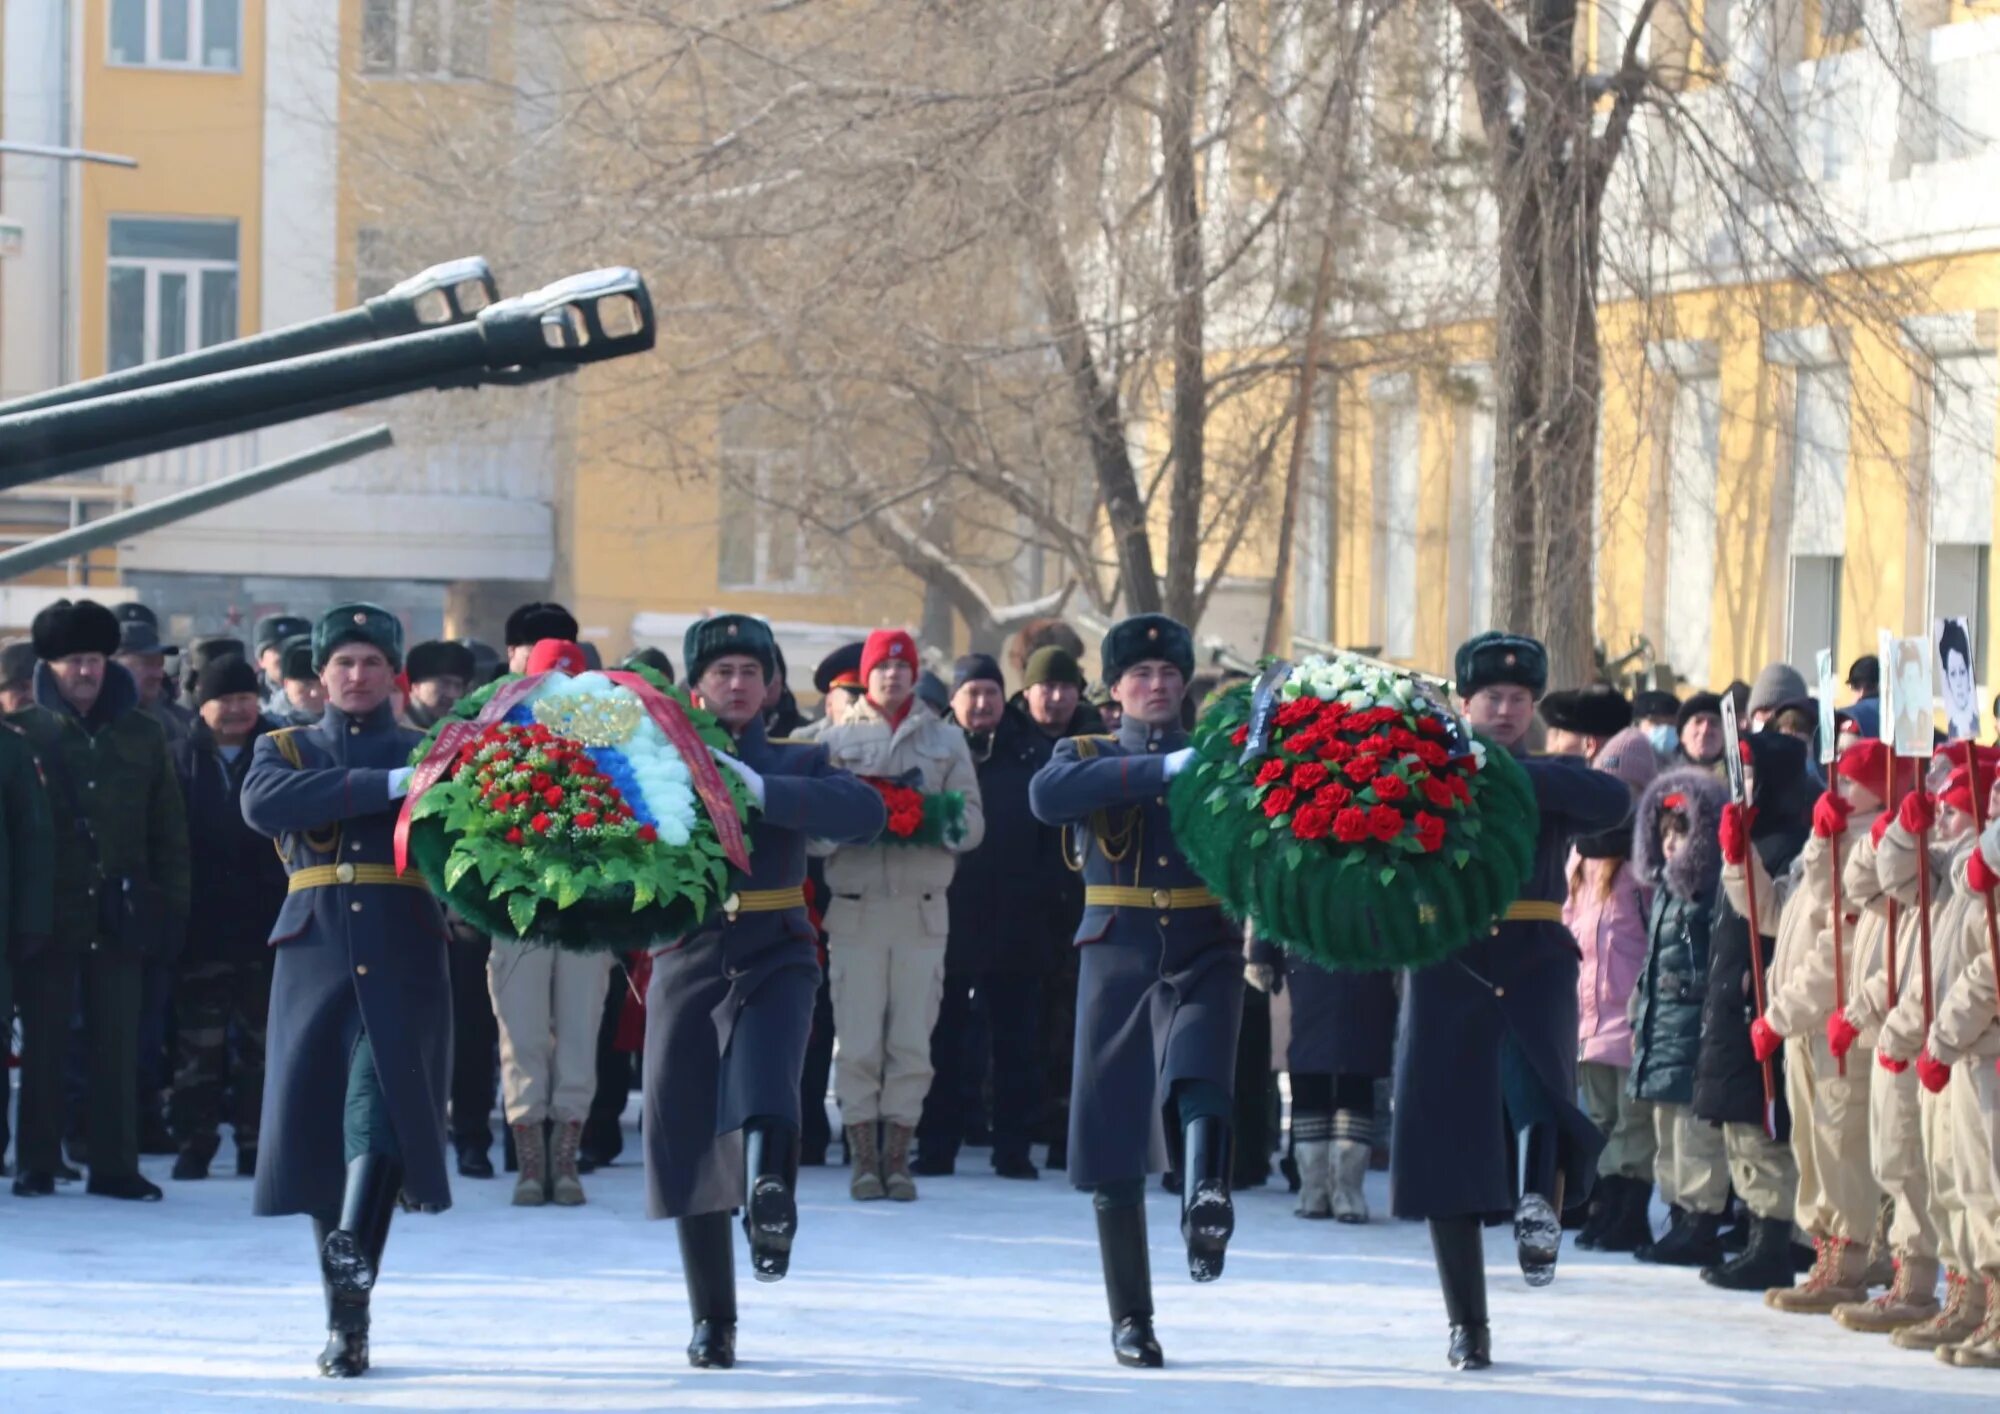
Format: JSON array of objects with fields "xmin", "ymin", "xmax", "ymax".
[
  {"xmin": 800, "ymin": 970, "xmax": 836, "ymax": 1161},
  {"xmin": 18, "ymin": 946, "xmax": 142, "ymax": 1180},
  {"xmin": 582, "ymin": 958, "xmax": 633, "ymax": 1162},
  {"xmin": 446, "ymin": 926, "xmax": 498, "ymax": 1153},
  {"xmin": 918, "ymin": 970, "xmax": 1043, "ymax": 1165}
]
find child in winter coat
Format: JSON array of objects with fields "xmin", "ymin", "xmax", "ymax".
[
  {"xmin": 1567, "ymin": 729, "xmax": 1659, "ymax": 1252},
  {"xmin": 1629, "ymin": 767, "xmax": 1731, "ymax": 1267}
]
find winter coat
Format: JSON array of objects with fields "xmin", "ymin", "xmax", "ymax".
[
  {"xmin": 0, "ymin": 723, "xmax": 55, "ymax": 962},
  {"xmin": 1831, "ymin": 827, "xmax": 1895, "ymax": 1050},
  {"xmin": 1567, "ymin": 853, "xmax": 1651, "ymax": 1067},
  {"xmin": 818, "ymin": 697, "xmax": 985, "ymax": 913},
  {"xmin": 172, "ymin": 716, "xmax": 291, "ymax": 967},
  {"xmin": 1878, "ymin": 830, "xmax": 1979, "ymax": 1064},
  {"xmin": 1764, "ymin": 810, "xmax": 1882, "ymax": 1073},
  {"xmin": 8, "ymin": 661, "xmax": 190, "ymax": 957},
  {"xmin": 943, "ymin": 704, "xmax": 1066, "ymax": 976},
  {"xmin": 1627, "ymin": 768, "xmax": 1728, "ymax": 1105},
  {"xmin": 1927, "ymin": 823, "xmax": 2000, "ymax": 1068}
]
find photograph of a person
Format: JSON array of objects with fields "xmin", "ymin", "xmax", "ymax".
[
  {"xmin": 1892, "ymin": 635, "xmax": 1935, "ymax": 757},
  {"xmin": 1936, "ymin": 616, "xmax": 1980, "ymax": 742}
]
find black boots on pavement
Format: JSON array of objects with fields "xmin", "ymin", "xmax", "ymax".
[
  {"xmin": 1096, "ymin": 1200, "xmax": 1163, "ymax": 1368},
  {"xmin": 1576, "ymin": 1174, "xmax": 1654, "ymax": 1254},
  {"xmin": 1179, "ymin": 1117, "xmax": 1235, "ymax": 1283},
  {"xmin": 1429, "ymin": 1215, "xmax": 1491, "ymax": 1370},
  {"xmin": 744, "ymin": 1118, "xmax": 800, "ymax": 1283},
  {"xmin": 314, "ymin": 1155, "xmax": 400, "ymax": 1378},
  {"xmin": 1702, "ymin": 1216, "xmax": 1797, "ymax": 1291},
  {"xmin": 679, "ymin": 1211, "xmax": 739, "ymax": 1369},
  {"xmin": 1513, "ymin": 1122, "xmax": 1565, "ymax": 1288}
]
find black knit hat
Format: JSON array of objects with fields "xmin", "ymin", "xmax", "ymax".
[
  {"xmin": 682, "ymin": 613, "xmax": 776, "ymax": 685},
  {"xmin": 1024, "ymin": 646, "xmax": 1086, "ymax": 690},
  {"xmin": 1538, "ymin": 684, "xmax": 1632, "ymax": 738},
  {"xmin": 312, "ymin": 603, "xmax": 403, "ymax": 673},
  {"xmin": 1453, "ymin": 632, "xmax": 1548, "ymax": 700},
  {"xmin": 951, "ymin": 653, "xmax": 1004, "ymax": 695},
  {"xmin": 31, "ymin": 599, "xmax": 121, "ymax": 661},
  {"xmin": 504, "ymin": 601, "xmax": 578, "ymax": 649},
  {"xmin": 280, "ymin": 636, "xmax": 316, "ymax": 682},
  {"xmin": 406, "ymin": 639, "xmax": 476, "ymax": 684},
  {"xmin": 194, "ymin": 653, "xmax": 262, "ymax": 707},
  {"xmin": 813, "ymin": 642, "xmax": 865, "ymax": 695},
  {"xmin": 1632, "ymin": 689, "xmax": 1680, "ymax": 722},
  {"xmin": 254, "ymin": 614, "xmax": 311, "ymax": 652},
  {"xmin": 1102, "ymin": 614, "xmax": 1193, "ymax": 684},
  {"xmin": 1675, "ymin": 691, "xmax": 1724, "ymax": 733}
]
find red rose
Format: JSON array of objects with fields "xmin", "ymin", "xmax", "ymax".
[
  {"xmin": 1255, "ymin": 758, "xmax": 1287, "ymax": 786},
  {"xmin": 1361, "ymin": 734, "xmax": 1393, "ymax": 755},
  {"xmin": 1320, "ymin": 701, "xmax": 1349, "ymax": 722},
  {"xmin": 1372, "ymin": 773, "xmax": 1410, "ymax": 802},
  {"xmin": 532, "ymin": 772, "xmax": 554, "ymax": 791},
  {"xmin": 575, "ymin": 811, "xmax": 599, "ymax": 829},
  {"xmin": 530, "ymin": 812, "xmax": 552, "ymax": 834},
  {"xmin": 1368, "ymin": 804, "xmax": 1404, "ymax": 842},
  {"xmin": 1263, "ymin": 786, "xmax": 1299, "ymax": 818},
  {"xmin": 1317, "ymin": 738, "xmax": 1353, "ymax": 763},
  {"xmin": 889, "ymin": 808, "xmax": 925, "ymax": 837},
  {"xmin": 505, "ymin": 826, "xmax": 524, "ymax": 845},
  {"xmin": 1388, "ymin": 727, "xmax": 1420, "ymax": 751},
  {"xmin": 1415, "ymin": 812, "xmax": 1446, "ymax": 852},
  {"xmin": 1450, "ymin": 775, "xmax": 1473, "ymax": 804},
  {"xmin": 1416, "ymin": 715, "xmax": 1446, "ymax": 737},
  {"xmin": 1332, "ymin": 808, "xmax": 1371, "ymax": 843},
  {"xmin": 1292, "ymin": 804, "xmax": 1335, "ymax": 841},
  {"xmin": 1231, "ymin": 725, "xmax": 1250, "ymax": 747},
  {"xmin": 1414, "ymin": 740, "xmax": 1448, "ymax": 768},
  {"xmin": 1344, "ymin": 755, "xmax": 1379, "ymax": 784},
  {"xmin": 637, "ymin": 824, "xmax": 658, "ymax": 843},
  {"xmin": 542, "ymin": 786, "xmax": 565, "ymax": 807},
  {"xmin": 1421, "ymin": 777, "xmax": 1456, "ymax": 809},
  {"xmin": 1290, "ymin": 761, "xmax": 1330, "ymax": 791},
  {"xmin": 1314, "ymin": 783, "xmax": 1352, "ymax": 810},
  {"xmin": 1276, "ymin": 697, "xmax": 1320, "ymax": 728}
]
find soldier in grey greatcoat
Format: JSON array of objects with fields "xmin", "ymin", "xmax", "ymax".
[
  {"xmin": 1028, "ymin": 613, "xmax": 1244, "ymax": 1370},
  {"xmin": 241, "ymin": 604, "xmax": 449, "ymax": 1379}
]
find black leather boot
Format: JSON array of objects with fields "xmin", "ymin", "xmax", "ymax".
[
  {"xmin": 1514, "ymin": 1123, "xmax": 1565, "ymax": 1288},
  {"xmin": 1179, "ymin": 1117, "xmax": 1234, "ymax": 1283},
  {"xmin": 1594, "ymin": 1178, "xmax": 1658, "ymax": 1255},
  {"xmin": 679, "ymin": 1213, "xmax": 738, "ymax": 1369},
  {"xmin": 1430, "ymin": 1216, "xmax": 1491, "ymax": 1370},
  {"xmin": 743, "ymin": 1119, "xmax": 800, "ymax": 1284},
  {"xmin": 314, "ymin": 1155, "xmax": 401, "ymax": 1378},
  {"xmin": 1636, "ymin": 1208, "xmax": 1722, "ymax": 1266},
  {"xmin": 1701, "ymin": 1216, "xmax": 1796, "ymax": 1291},
  {"xmin": 1096, "ymin": 1200, "xmax": 1163, "ymax": 1368}
]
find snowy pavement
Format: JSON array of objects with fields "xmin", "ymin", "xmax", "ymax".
[{"xmin": 2, "ymin": 1135, "xmax": 1994, "ymax": 1412}]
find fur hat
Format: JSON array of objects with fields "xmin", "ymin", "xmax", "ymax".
[
  {"xmin": 1540, "ymin": 684, "xmax": 1633, "ymax": 739},
  {"xmin": 254, "ymin": 614, "xmax": 311, "ymax": 652},
  {"xmin": 406, "ymin": 639, "xmax": 475, "ymax": 685},
  {"xmin": 1634, "ymin": 767, "xmax": 1729, "ymax": 902},
  {"xmin": 504, "ymin": 601, "xmax": 579, "ymax": 649},
  {"xmin": 1102, "ymin": 614, "xmax": 1193, "ymax": 685},
  {"xmin": 193, "ymin": 654, "xmax": 262, "ymax": 707},
  {"xmin": 683, "ymin": 613, "xmax": 776, "ymax": 685},
  {"xmin": 1632, "ymin": 689, "xmax": 1680, "ymax": 722},
  {"xmin": 31, "ymin": 599, "xmax": 121, "ymax": 661},
  {"xmin": 1007, "ymin": 618, "xmax": 1085, "ymax": 677},
  {"xmin": 281, "ymin": 636, "xmax": 316, "ymax": 682},
  {"xmin": 1453, "ymin": 632, "xmax": 1547, "ymax": 700},
  {"xmin": 312, "ymin": 603, "xmax": 404, "ymax": 673}
]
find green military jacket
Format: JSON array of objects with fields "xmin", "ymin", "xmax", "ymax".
[
  {"xmin": 0, "ymin": 722, "xmax": 55, "ymax": 958},
  {"xmin": 9, "ymin": 662, "xmax": 190, "ymax": 955}
]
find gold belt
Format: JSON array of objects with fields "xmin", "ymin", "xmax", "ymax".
[
  {"xmin": 1503, "ymin": 900, "xmax": 1564, "ymax": 923},
  {"xmin": 1086, "ymin": 885, "xmax": 1220, "ymax": 911},
  {"xmin": 289, "ymin": 863, "xmax": 430, "ymax": 893},
  {"xmin": 722, "ymin": 886, "xmax": 807, "ymax": 920}
]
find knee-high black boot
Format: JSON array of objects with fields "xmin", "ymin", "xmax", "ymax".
[
  {"xmin": 743, "ymin": 1118, "xmax": 800, "ymax": 1283},
  {"xmin": 679, "ymin": 1213, "xmax": 738, "ymax": 1369},
  {"xmin": 1429, "ymin": 1216, "xmax": 1491, "ymax": 1371},
  {"xmin": 315, "ymin": 1155, "xmax": 401, "ymax": 1378},
  {"xmin": 1095, "ymin": 1196, "xmax": 1163, "ymax": 1368},
  {"xmin": 1515, "ymin": 1123, "xmax": 1565, "ymax": 1287},
  {"xmin": 1180, "ymin": 1116, "xmax": 1235, "ymax": 1283}
]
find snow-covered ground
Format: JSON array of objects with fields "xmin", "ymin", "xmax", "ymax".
[{"xmin": 2, "ymin": 1130, "xmax": 1994, "ymax": 1412}]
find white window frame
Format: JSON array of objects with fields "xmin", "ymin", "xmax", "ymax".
[
  {"xmin": 1371, "ymin": 373, "xmax": 1419, "ymax": 662},
  {"xmin": 107, "ymin": 0, "xmax": 242, "ymax": 73},
  {"xmin": 361, "ymin": 0, "xmax": 490, "ymax": 81},
  {"xmin": 107, "ymin": 218, "xmax": 239, "ymax": 371},
  {"xmin": 717, "ymin": 439, "xmax": 809, "ymax": 593},
  {"xmin": 1663, "ymin": 373, "xmax": 1722, "ymax": 688}
]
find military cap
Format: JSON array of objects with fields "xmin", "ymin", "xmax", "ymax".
[
  {"xmin": 313, "ymin": 602, "xmax": 404, "ymax": 673},
  {"xmin": 622, "ymin": 646, "xmax": 676, "ymax": 683},
  {"xmin": 112, "ymin": 601, "xmax": 157, "ymax": 629},
  {"xmin": 1101, "ymin": 613, "xmax": 1193, "ymax": 684},
  {"xmin": 406, "ymin": 639, "xmax": 477, "ymax": 685},
  {"xmin": 0, "ymin": 637, "xmax": 37, "ymax": 690},
  {"xmin": 683, "ymin": 613, "xmax": 777, "ymax": 685},
  {"xmin": 281, "ymin": 636, "xmax": 317, "ymax": 682},
  {"xmin": 1453, "ymin": 631, "xmax": 1548, "ymax": 700},
  {"xmin": 504, "ymin": 601, "xmax": 579, "ymax": 648},
  {"xmin": 1023, "ymin": 645, "xmax": 1086, "ymax": 690},
  {"xmin": 116, "ymin": 619, "xmax": 175, "ymax": 657},
  {"xmin": 255, "ymin": 614, "xmax": 312, "ymax": 652},
  {"xmin": 1538, "ymin": 683, "xmax": 1632, "ymax": 739},
  {"xmin": 31, "ymin": 599, "xmax": 121, "ymax": 661},
  {"xmin": 813, "ymin": 642, "xmax": 865, "ymax": 696}
]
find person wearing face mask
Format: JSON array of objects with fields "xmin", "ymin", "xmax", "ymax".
[
  {"xmin": 167, "ymin": 654, "xmax": 289, "ymax": 1183},
  {"xmin": 816, "ymin": 629, "xmax": 985, "ymax": 1203}
]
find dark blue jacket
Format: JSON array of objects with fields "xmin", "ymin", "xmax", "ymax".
[{"xmin": 174, "ymin": 716, "xmax": 290, "ymax": 966}]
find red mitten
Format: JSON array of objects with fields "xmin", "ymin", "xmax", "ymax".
[
  {"xmin": 1812, "ymin": 791, "xmax": 1852, "ymax": 839},
  {"xmin": 1720, "ymin": 803, "xmax": 1750, "ymax": 866},
  {"xmin": 1969, "ymin": 848, "xmax": 2000, "ymax": 895},
  {"xmin": 1871, "ymin": 812, "xmax": 1893, "ymax": 848},
  {"xmin": 1917, "ymin": 1049, "xmax": 1952, "ymax": 1094},
  {"xmin": 1826, "ymin": 1012, "xmax": 1860, "ymax": 1059},
  {"xmin": 1900, "ymin": 790, "xmax": 1936, "ymax": 835},
  {"xmin": 1877, "ymin": 1051, "xmax": 1909, "ymax": 1074},
  {"xmin": 1750, "ymin": 1016, "xmax": 1783, "ymax": 1063}
]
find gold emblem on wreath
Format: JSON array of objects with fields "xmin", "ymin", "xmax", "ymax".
[{"xmin": 531, "ymin": 693, "xmax": 644, "ymax": 746}]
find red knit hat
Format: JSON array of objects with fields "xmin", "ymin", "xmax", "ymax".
[
  {"xmin": 1836, "ymin": 739, "xmax": 1915, "ymax": 798},
  {"xmin": 525, "ymin": 639, "xmax": 589, "ymax": 676},
  {"xmin": 1942, "ymin": 766, "xmax": 1975, "ymax": 816},
  {"xmin": 860, "ymin": 629, "xmax": 917, "ymax": 684}
]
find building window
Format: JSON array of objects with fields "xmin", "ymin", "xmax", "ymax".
[
  {"xmin": 108, "ymin": 0, "xmax": 240, "ymax": 71},
  {"xmin": 1291, "ymin": 399, "xmax": 1333, "ymax": 645},
  {"xmin": 355, "ymin": 227, "xmax": 398, "ymax": 303},
  {"xmin": 362, "ymin": 0, "xmax": 490, "ymax": 79},
  {"xmin": 1785, "ymin": 363, "xmax": 1849, "ymax": 676},
  {"xmin": 1370, "ymin": 375, "xmax": 1418, "ymax": 661},
  {"xmin": 1664, "ymin": 374, "xmax": 1721, "ymax": 686},
  {"xmin": 717, "ymin": 404, "xmax": 807, "ymax": 592},
  {"xmin": 1446, "ymin": 371, "xmax": 1495, "ymax": 648},
  {"xmin": 1929, "ymin": 352, "xmax": 1997, "ymax": 686},
  {"xmin": 107, "ymin": 217, "xmax": 238, "ymax": 372}
]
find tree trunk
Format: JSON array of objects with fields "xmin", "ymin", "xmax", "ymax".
[{"xmin": 1159, "ymin": 0, "xmax": 1208, "ymax": 626}]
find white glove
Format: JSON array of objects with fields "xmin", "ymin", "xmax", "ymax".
[
  {"xmin": 1163, "ymin": 748, "xmax": 1195, "ymax": 779},
  {"xmin": 388, "ymin": 767, "xmax": 414, "ymax": 799},
  {"xmin": 711, "ymin": 749, "xmax": 766, "ymax": 809}
]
